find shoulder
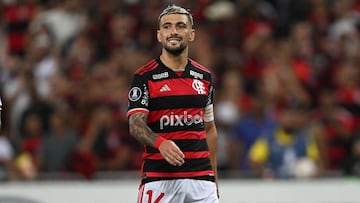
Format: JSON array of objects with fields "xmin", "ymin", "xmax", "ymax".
[
  {"xmin": 134, "ymin": 59, "xmax": 160, "ymax": 75},
  {"xmin": 189, "ymin": 59, "xmax": 211, "ymax": 74}
]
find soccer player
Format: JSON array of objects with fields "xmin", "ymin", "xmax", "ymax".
[{"xmin": 127, "ymin": 4, "xmax": 219, "ymax": 203}]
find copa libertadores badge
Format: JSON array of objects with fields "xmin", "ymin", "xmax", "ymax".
[{"xmin": 129, "ymin": 87, "xmax": 142, "ymax": 101}]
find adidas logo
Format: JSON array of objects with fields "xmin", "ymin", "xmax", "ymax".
[{"xmin": 160, "ymin": 84, "xmax": 171, "ymax": 92}]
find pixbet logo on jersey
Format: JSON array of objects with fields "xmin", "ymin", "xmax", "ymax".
[{"xmin": 159, "ymin": 111, "xmax": 204, "ymax": 130}]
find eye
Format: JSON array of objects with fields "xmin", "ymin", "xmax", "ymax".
[
  {"xmin": 177, "ymin": 23, "xmax": 187, "ymax": 29},
  {"xmin": 161, "ymin": 23, "xmax": 173, "ymax": 30}
]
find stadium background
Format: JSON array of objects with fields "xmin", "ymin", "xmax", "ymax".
[{"xmin": 1, "ymin": 0, "xmax": 360, "ymax": 202}]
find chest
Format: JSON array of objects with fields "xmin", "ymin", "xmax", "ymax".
[{"xmin": 148, "ymin": 78, "xmax": 210, "ymax": 98}]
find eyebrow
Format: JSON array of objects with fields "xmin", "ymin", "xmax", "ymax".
[{"xmin": 161, "ymin": 21, "xmax": 188, "ymax": 27}]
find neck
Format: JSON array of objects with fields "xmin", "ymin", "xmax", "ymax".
[{"xmin": 160, "ymin": 49, "xmax": 188, "ymax": 71}]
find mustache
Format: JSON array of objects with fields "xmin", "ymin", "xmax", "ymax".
[{"xmin": 166, "ymin": 35, "xmax": 182, "ymax": 40}]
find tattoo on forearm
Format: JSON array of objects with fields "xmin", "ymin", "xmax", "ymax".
[{"xmin": 129, "ymin": 113, "xmax": 158, "ymax": 146}]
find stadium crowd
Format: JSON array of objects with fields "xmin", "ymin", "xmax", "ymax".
[{"xmin": 1, "ymin": 0, "xmax": 360, "ymax": 181}]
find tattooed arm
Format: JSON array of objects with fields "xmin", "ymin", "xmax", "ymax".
[
  {"xmin": 128, "ymin": 112, "xmax": 185, "ymax": 166},
  {"xmin": 128, "ymin": 112, "xmax": 158, "ymax": 146}
]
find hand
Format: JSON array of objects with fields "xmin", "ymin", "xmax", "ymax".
[{"xmin": 158, "ymin": 140, "xmax": 185, "ymax": 166}]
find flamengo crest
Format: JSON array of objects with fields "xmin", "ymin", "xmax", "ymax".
[{"xmin": 192, "ymin": 79, "xmax": 206, "ymax": 95}]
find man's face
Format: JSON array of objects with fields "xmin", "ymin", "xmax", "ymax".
[{"xmin": 157, "ymin": 14, "xmax": 195, "ymax": 55}]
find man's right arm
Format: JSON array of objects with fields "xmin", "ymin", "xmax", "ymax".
[
  {"xmin": 128, "ymin": 112, "xmax": 159, "ymax": 147},
  {"xmin": 128, "ymin": 112, "xmax": 185, "ymax": 166}
]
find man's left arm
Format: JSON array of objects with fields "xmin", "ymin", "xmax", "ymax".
[{"xmin": 205, "ymin": 120, "xmax": 219, "ymax": 197}]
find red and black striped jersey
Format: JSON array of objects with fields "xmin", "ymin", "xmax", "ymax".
[{"xmin": 127, "ymin": 58, "xmax": 215, "ymax": 184}]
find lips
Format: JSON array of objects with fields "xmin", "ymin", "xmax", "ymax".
[
  {"xmin": 169, "ymin": 39, "xmax": 180, "ymax": 44},
  {"xmin": 167, "ymin": 37, "xmax": 182, "ymax": 42}
]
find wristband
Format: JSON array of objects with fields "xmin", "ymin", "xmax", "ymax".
[{"xmin": 154, "ymin": 136, "xmax": 166, "ymax": 149}]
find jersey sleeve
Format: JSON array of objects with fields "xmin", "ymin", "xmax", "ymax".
[
  {"xmin": 204, "ymin": 75, "xmax": 215, "ymax": 122},
  {"xmin": 127, "ymin": 74, "xmax": 150, "ymax": 117},
  {"xmin": 206, "ymin": 75, "xmax": 215, "ymax": 108}
]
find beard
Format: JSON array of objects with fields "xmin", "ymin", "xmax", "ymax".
[{"xmin": 163, "ymin": 42, "xmax": 187, "ymax": 56}]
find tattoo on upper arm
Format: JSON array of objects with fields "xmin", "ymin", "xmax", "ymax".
[{"xmin": 129, "ymin": 112, "xmax": 158, "ymax": 146}]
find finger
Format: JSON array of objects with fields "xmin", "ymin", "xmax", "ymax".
[
  {"xmin": 171, "ymin": 147, "xmax": 185, "ymax": 158},
  {"xmin": 173, "ymin": 154, "xmax": 185, "ymax": 165},
  {"xmin": 164, "ymin": 157, "xmax": 175, "ymax": 166},
  {"xmin": 165, "ymin": 155, "xmax": 184, "ymax": 166},
  {"xmin": 174, "ymin": 157, "xmax": 184, "ymax": 166},
  {"xmin": 168, "ymin": 150, "xmax": 185, "ymax": 164}
]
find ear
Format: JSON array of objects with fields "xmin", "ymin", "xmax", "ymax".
[
  {"xmin": 157, "ymin": 30, "xmax": 162, "ymax": 43},
  {"xmin": 189, "ymin": 29, "xmax": 195, "ymax": 42}
]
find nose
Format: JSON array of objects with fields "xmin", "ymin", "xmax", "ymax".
[{"xmin": 169, "ymin": 25, "xmax": 178, "ymax": 34}]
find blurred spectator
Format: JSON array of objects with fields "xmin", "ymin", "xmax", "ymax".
[
  {"xmin": 14, "ymin": 112, "xmax": 43, "ymax": 180},
  {"xmin": 269, "ymin": 0, "xmax": 311, "ymax": 37},
  {"xmin": 262, "ymin": 39, "xmax": 312, "ymax": 107},
  {"xmin": 3, "ymin": 63, "xmax": 39, "ymax": 144},
  {"xmin": 2, "ymin": 0, "xmax": 36, "ymax": 57},
  {"xmin": 63, "ymin": 31, "xmax": 96, "ymax": 83},
  {"xmin": 30, "ymin": 0, "xmax": 87, "ymax": 51},
  {"xmin": 307, "ymin": 0, "xmax": 331, "ymax": 33},
  {"xmin": 328, "ymin": 0, "xmax": 360, "ymax": 60},
  {"xmin": 314, "ymin": 89, "xmax": 355, "ymax": 172},
  {"xmin": 28, "ymin": 24, "xmax": 59, "ymax": 100},
  {"xmin": 333, "ymin": 61, "xmax": 360, "ymax": 130},
  {"xmin": 290, "ymin": 21, "xmax": 315, "ymax": 64},
  {"xmin": 241, "ymin": 20, "xmax": 274, "ymax": 94},
  {"xmin": 105, "ymin": 10, "xmax": 137, "ymax": 53},
  {"xmin": 345, "ymin": 129, "xmax": 360, "ymax": 176},
  {"xmin": 37, "ymin": 107, "xmax": 79, "ymax": 176},
  {"xmin": 0, "ymin": 130, "xmax": 15, "ymax": 181},
  {"xmin": 214, "ymin": 69, "xmax": 243, "ymax": 171},
  {"xmin": 228, "ymin": 85, "xmax": 277, "ymax": 174},
  {"xmin": 0, "ymin": 94, "xmax": 14, "ymax": 181},
  {"xmin": 72, "ymin": 105, "xmax": 141, "ymax": 179},
  {"xmin": 249, "ymin": 103, "xmax": 321, "ymax": 179}
]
